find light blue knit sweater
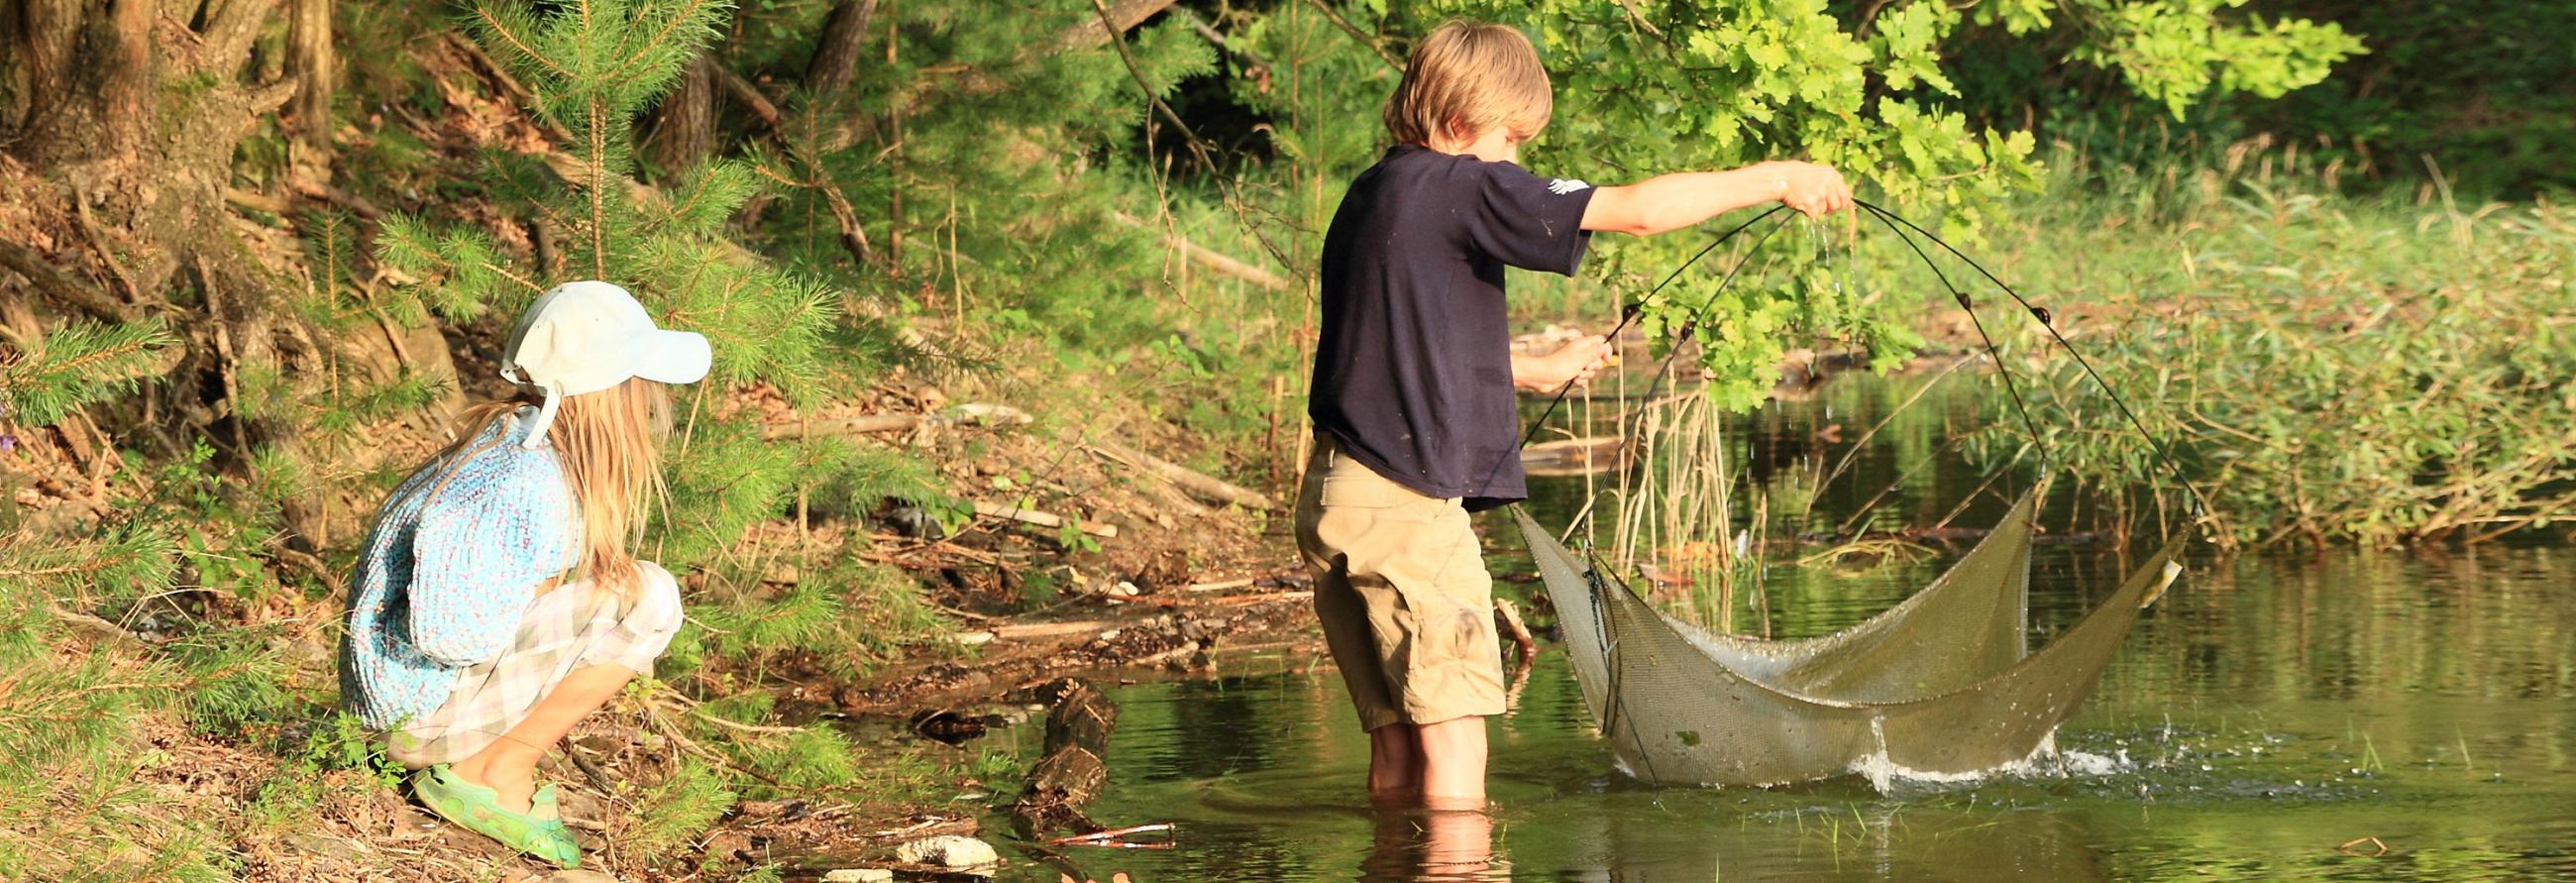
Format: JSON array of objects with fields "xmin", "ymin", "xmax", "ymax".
[{"xmin": 340, "ymin": 408, "xmax": 580, "ymax": 729}]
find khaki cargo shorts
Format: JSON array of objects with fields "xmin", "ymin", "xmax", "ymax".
[{"xmin": 1295, "ymin": 434, "xmax": 1505, "ymax": 731}]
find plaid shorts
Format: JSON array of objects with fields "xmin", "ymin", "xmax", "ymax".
[{"xmin": 386, "ymin": 561, "xmax": 684, "ymax": 767}]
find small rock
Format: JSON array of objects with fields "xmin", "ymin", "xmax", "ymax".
[
  {"xmin": 387, "ymin": 805, "xmax": 441, "ymax": 840},
  {"xmin": 525, "ymin": 871, "xmax": 621, "ymax": 883},
  {"xmin": 952, "ymin": 630, "xmax": 997, "ymax": 646},
  {"xmin": 1115, "ymin": 581, "xmax": 1141, "ymax": 597},
  {"xmin": 895, "ymin": 834, "xmax": 1000, "ymax": 869},
  {"xmin": 822, "ymin": 870, "xmax": 895, "ymax": 883}
]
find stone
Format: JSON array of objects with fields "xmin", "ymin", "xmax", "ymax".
[
  {"xmin": 821, "ymin": 870, "xmax": 895, "ymax": 883},
  {"xmin": 895, "ymin": 834, "xmax": 1000, "ymax": 868},
  {"xmin": 525, "ymin": 871, "xmax": 621, "ymax": 883}
]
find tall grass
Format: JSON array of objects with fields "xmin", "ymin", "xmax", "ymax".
[
  {"xmin": 1965, "ymin": 140, "xmax": 2576, "ymax": 547},
  {"xmin": 1602, "ymin": 391, "xmax": 1770, "ymax": 634}
]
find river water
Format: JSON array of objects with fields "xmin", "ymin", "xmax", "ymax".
[{"xmin": 982, "ymin": 375, "xmax": 2576, "ymax": 882}]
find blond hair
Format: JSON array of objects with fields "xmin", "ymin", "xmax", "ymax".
[
  {"xmin": 430, "ymin": 378, "xmax": 672, "ymax": 608},
  {"xmin": 1383, "ymin": 20, "xmax": 1553, "ymax": 147}
]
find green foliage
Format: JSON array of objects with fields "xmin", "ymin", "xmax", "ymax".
[
  {"xmin": 170, "ymin": 630, "xmax": 302, "ymax": 742},
  {"xmin": 2227, "ymin": 1, "xmax": 2576, "ymax": 197},
  {"xmin": 0, "ymin": 527, "xmax": 224, "ymax": 879},
  {"xmin": 0, "ymin": 319, "xmax": 175, "ymax": 426},
  {"xmin": 739, "ymin": 726, "xmax": 864, "ymax": 791},
  {"xmin": 2015, "ymin": 0, "xmax": 2363, "ymax": 117},
  {"xmin": 622, "ymin": 758, "xmax": 737, "ymax": 858},
  {"xmin": 801, "ymin": 435, "xmax": 951, "ymax": 517},
  {"xmin": 119, "ymin": 438, "xmax": 277, "ymax": 601},
  {"xmin": 1972, "ymin": 151, "xmax": 2576, "ymax": 546},
  {"xmin": 690, "ymin": 557, "xmax": 947, "ymax": 676}
]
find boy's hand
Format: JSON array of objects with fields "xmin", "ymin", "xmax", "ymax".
[
  {"xmin": 1513, "ymin": 337, "xmax": 1618, "ymax": 392},
  {"xmin": 1769, "ymin": 162, "xmax": 1854, "ymax": 218}
]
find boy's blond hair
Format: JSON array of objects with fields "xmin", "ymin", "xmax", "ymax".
[{"xmin": 1383, "ymin": 21, "xmax": 1553, "ymax": 147}]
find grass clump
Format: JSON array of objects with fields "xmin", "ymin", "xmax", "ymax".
[{"xmin": 1968, "ymin": 143, "xmax": 2576, "ymax": 547}]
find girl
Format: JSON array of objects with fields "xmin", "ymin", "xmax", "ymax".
[{"xmin": 339, "ymin": 280, "xmax": 708, "ymax": 867}]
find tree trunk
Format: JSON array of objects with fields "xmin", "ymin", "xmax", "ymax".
[
  {"xmin": 9, "ymin": 0, "xmax": 156, "ymax": 166},
  {"xmin": 1, "ymin": 0, "xmax": 325, "ymax": 539},
  {"xmin": 285, "ymin": 0, "xmax": 336, "ymax": 167},
  {"xmin": 645, "ymin": 55, "xmax": 719, "ymax": 173},
  {"xmin": 804, "ymin": 0, "xmax": 877, "ymax": 101}
]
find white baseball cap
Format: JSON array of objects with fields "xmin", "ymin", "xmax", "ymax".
[{"xmin": 500, "ymin": 280, "xmax": 711, "ymax": 448}]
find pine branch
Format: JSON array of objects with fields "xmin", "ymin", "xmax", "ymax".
[
  {"xmin": 469, "ymin": 5, "xmax": 571, "ymax": 78},
  {"xmin": 608, "ymin": 0, "xmax": 724, "ymax": 82}
]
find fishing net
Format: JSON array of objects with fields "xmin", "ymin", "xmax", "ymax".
[{"xmin": 1518, "ymin": 487, "xmax": 2183, "ymax": 787}]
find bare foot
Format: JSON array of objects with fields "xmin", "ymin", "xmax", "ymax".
[{"xmin": 447, "ymin": 756, "xmax": 538, "ymax": 815}]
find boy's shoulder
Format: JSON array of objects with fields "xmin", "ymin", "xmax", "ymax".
[{"xmin": 1355, "ymin": 144, "xmax": 1579, "ymax": 202}]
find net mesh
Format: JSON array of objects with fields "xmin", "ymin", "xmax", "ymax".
[{"xmin": 1517, "ymin": 489, "xmax": 2183, "ymax": 787}]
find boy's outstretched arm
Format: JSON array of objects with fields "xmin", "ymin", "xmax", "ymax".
[{"xmin": 1580, "ymin": 161, "xmax": 1853, "ymax": 236}]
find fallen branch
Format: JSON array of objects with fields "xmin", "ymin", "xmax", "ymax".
[
  {"xmin": 765, "ymin": 413, "xmax": 918, "ymax": 438},
  {"xmin": 763, "ymin": 403, "xmax": 1031, "ymax": 439},
  {"xmin": 288, "ymin": 178, "xmax": 385, "ymax": 220},
  {"xmin": 223, "ymin": 186, "xmax": 291, "ymax": 217},
  {"xmin": 1110, "ymin": 211, "xmax": 1288, "ymax": 291},
  {"xmin": 1087, "ymin": 439, "xmax": 1273, "ymax": 510},
  {"xmin": 987, "ymin": 619, "xmax": 1121, "ymax": 641},
  {"xmin": 1046, "ymin": 823, "xmax": 1175, "ymax": 847},
  {"xmin": 973, "ymin": 500, "xmax": 1120, "ymax": 539},
  {"xmin": 1113, "ymin": 590, "xmax": 1310, "ymax": 607}
]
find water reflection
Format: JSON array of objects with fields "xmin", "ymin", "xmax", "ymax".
[{"xmin": 1359, "ymin": 808, "xmax": 1508, "ymax": 882}]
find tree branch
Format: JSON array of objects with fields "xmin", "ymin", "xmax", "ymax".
[
  {"xmin": 1301, "ymin": 0, "xmax": 1401, "ymax": 71},
  {"xmin": 804, "ymin": 0, "xmax": 879, "ymax": 99},
  {"xmin": 1046, "ymin": 0, "xmax": 1181, "ymax": 55}
]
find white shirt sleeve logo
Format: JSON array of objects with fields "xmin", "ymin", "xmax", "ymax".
[{"xmin": 1548, "ymin": 178, "xmax": 1591, "ymax": 195}]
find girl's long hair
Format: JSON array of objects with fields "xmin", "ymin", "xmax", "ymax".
[{"xmin": 428, "ymin": 377, "xmax": 673, "ymax": 608}]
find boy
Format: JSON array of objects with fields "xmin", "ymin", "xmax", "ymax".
[{"xmin": 1295, "ymin": 20, "xmax": 1855, "ymax": 810}]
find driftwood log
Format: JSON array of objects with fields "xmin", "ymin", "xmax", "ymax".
[
  {"xmin": 1011, "ymin": 679, "xmax": 1120, "ymax": 836},
  {"xmin": 1087, "ymin": 439, "xmax": 1275, "ymax": 511}
]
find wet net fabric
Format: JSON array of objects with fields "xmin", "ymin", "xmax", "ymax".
[{"xmin": 1517, "ymin": 489, "xmax": 2183, "ymax": 787}]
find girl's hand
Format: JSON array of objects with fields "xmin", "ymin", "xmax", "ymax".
[{"xmin": 1771, "ymin": 162, "xmax": 1854, "ymax": 218}]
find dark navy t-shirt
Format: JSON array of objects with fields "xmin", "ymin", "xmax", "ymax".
[{"xmin": 1310, "ymin": 144, "xmax": 1597, "ymax": 510}]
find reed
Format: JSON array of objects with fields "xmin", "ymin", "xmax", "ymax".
[{"xmin": 1604, "ymin": 388, "xmax": 1770, "ymax": 634}]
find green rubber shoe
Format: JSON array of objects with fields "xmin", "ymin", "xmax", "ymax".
[{"xmin": 410, "ymin": 764, "xmax": 582, "ymax": 868}]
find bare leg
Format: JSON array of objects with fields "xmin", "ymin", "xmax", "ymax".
[
  {"xmin": 1416, "ymin": 716, "xmax": 1487, "ymax": 810},
  {"xmin": 446, "ymin": 665, "xmax": 638, "ymax": 814},
  {"xmin": 1367, "ymin": 722, "xmax": 1423, "ymax": 801}
]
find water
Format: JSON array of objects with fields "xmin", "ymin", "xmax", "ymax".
[{"xmin": 977, "ymin": 375, "xmax": 2576, "ymax": 882}]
